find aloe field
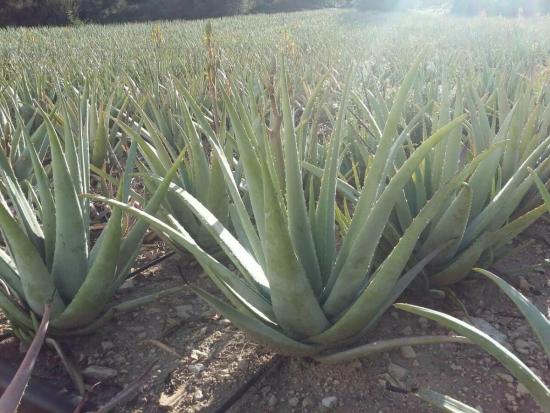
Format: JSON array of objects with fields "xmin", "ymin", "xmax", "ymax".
[{"xmin": 0, "ymin": 8, "xmax": 549, "ymax": 413}]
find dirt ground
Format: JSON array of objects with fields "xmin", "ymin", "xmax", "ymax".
[{"xmin": 1, "ymin": 220, "xmax": 549, "ymax": 413}]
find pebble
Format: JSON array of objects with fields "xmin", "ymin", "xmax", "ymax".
[
  {"xmin": 321, "ymin": 396, "xmax": 337, "ymax": 408},
  {"xmin": 401, "ymin": 326, "xmax": 413, "ymax": 336},
  {"xmin": 497, "ymin": 373, "xmax": 514, "ymax": 383},
  {"xmin": 175, "ymin": 305, "xmax": 194, "ymax": 319},
  {"xmin": 191, "ymin": 349, "xmax": 209, "ymax": 360},
  {"xmin": 388, "ymin": 362, "xmax": 408, "ymax": 380},
  {"xmin": 83, "ymin": 365, "xmax": 118, "ymax": 380},
  {"xmin": 518, "ymin": 277, "xmax": 531, "ymax": 291},
  {"xmin": 288, "ymin": 397, "xmax": 299, "ymax": 407},
  {"xmin": 418, "ymin": 317, "xmax": 429, "ymax": 328},
  {"xmin": 267, "ymin": 394, "xmax": 278, "ymax": 407},
  {"xmin": 504, "ymin": 393, "xmax": 516, "ymax": 403},
  {"xmin": 238, "ymin": 359, "xmax": 249, "ymax": 371},
  {"xmin": 120, "ymin": 278, "xmax": 135, "ymax": 290},
  {"xmin": 194, "ymin": 388, "xmax": 203, "ymax": 401},
  {"xmin": 400, "ymin": 346, "xmax": 416, "ymax": 359},
  {"xmin": 302, "ymin": 396, "xmax": 315, "ymax": 408},
  {"xmin": 101, "ymin": 341, "xmax": 114, "ymax": 351},
  {"xmin": 188, "ymin": 363, "xmax": 205, "ymax": 373},
  {"xmin": 514, "ymin": 339, "xmax": 531, "ymax": 355}
]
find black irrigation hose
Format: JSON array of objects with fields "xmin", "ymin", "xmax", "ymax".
[
  {"xmin": 126, "ymin": 251, "xmax": 176, "ymax": 280},
  {"xmin": 214, "ymin": 355, "xmax": 285, "ymax": 413}
]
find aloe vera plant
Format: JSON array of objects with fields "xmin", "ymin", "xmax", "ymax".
[
  {"xmin": 341, "ymin": 75, "xmax": 550, "ymax": 287},
  {"xmin": 0, "ymin": 107, "xmax": 184, "ymax": 337},
  {"xmin": 94, "ymin": 59, "xmax": 493, "ymax": 357},
  {"xmin": 117, "ymin": 88, "xmax": 231, "ymax": 254}
]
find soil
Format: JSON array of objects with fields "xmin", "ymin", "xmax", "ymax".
[{"xmin": 1, "ymin": 221, "xmax": 549, "ymax": 413}]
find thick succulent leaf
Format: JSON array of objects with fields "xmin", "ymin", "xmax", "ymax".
[
  {"xmin": 313, "ymin": 66, "xmax": 353, "ymax": 281},
  {"xmin": 395, "ymin": 303, "xmax": 550, "ymax": 413},
  {"xmin": 324, "ymin": 115, "xmax": 466, "ymax": 317},
  {"xmin": 52, "ymin": 199, "xmax": 122, "ymax": 329},
  {"xmin": 280, "ymin": 61, "xmax": 323, "ymax": 295},
  {"xmin": 336, "ymin": 53, "xmax": 424, "ymax": 278},
  {"xmin": 22, "ymin": 130, "xmax": 56, "ymax": 269},
  {"xmin": 414, "ymin": 388, "xmax": 481, "ymax": 413},
  {"xmin": 192, "ymin": 287, "xmax": 317, "ymax": 356},
  {"xmin": 159, "ymin": 182, "xmax": 270, "ymax": 294},
  {"xmin": 115, "ymin": 146, "xmax": 188, "ymax": 283},
  {"xmin": 0, "ymin": 202, "xmax": 64, "ymax": 317},
  {"xmin": 42, "ymin": 111, "xmax": 88, "ymax": 302},
  {"xmin": 419, "ymin": 183, "xmax": 472, "ymax": 264},
  {"xmin": 316, "ymin": 335, "xmax": 471, "ymax": 364},
  {"xmin": 0, "ymin": 248, "xmax": 23, "ymax": 298},
  {"xmin": 0, "ymin": 288, "xmax": 33, "ymax": 330},
  {"xmin": 261, "ymin": 168, "xmax": 330, "ymax": 338},
  {"xmin": 475, "ymin": 269, "xmax": 550, "ymax": 356}
]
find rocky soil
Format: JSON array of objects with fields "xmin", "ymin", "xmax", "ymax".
[{"xmin": 1, "ymin": 221, "xmax": 549, "ymax": 413}]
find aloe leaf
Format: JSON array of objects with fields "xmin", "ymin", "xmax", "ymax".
[
  {"xmin": 52, "ymin": 197, "xmax": 122, "ymax": 329},
  {"xmin": 333, "ymin": 54, "xmax": 424, "ymax": 285},
  {"xmin": 414, "ymin": 388, "xmax": 481, "ymax": 413},
  {"xmin": 281, "ymin": 60, "xmax": 322, "ymax": 295},
  {"xmin": 22, "ymin": 130, "xmax": 56, "ymax": 270},
  {"xmin": 314, "ymin": 66, "xmax": 354, "ymax": 280},
  {"xmin": 0, "ymin": 288, "xmax": 33, "ymax": 330},
  {"xmin": 324, "ymin": 115, "xmax": 466, "ymax": 317},
  {"xmin": 419, "ymin": 183, "xmax": 472, "ymax": 264},
  {"xmin": 261, "ymin": 165, "xmax": 330, "ymax": 337},
  {"xmin": 41, "ymin": 110, "xmax": 88, "ymax": 302},
  {"xmin": 396, "ymin": 303, "xmax": 550, "ymax": 413},
  {"xmin": 315, "ymin": 335, "xmax": 471, "ymax": 364},
  {"xmin": 0, "ymin": 202, "xmax": 64, "ymax": 316},
  {"xmin": 115, "ymin": 146, "xmax": 188, "ymax": 283},
  {"xmin": 475, "ymin": 269, "xmax": 550, "ymax": 356},
  {"xmin": 91, "ymin": 107, "xmax": 109, "ymax": 167},
  {"xmin": 0, "ymin": 248, "xmax": 23, "ymax": 298},
  {"xmin": 191, "ymin": 286, "xmax": 317, "ymax": 356}
]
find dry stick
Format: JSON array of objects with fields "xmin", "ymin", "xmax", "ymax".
[
  {"xmin": 214, "ymin": 355, "xmax": 285, "ymax": 413},
  {"xmin": 90, "ymin": 361, "xmax": 157, "ymax": 413},
  {"xmin": 0, "ymin": 304, "xmax": 51, "ymax": 413}
]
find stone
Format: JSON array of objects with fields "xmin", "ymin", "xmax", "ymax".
[
  {"xmin": 267, "ymin": 394, "xmax": 278, "ymax": 407},
  {"xmin": 238, "ymin": 359, "xmax": 249, "ymax": 371},
  {"xmin": 514, "ymin": 339, "xmax": 531, "ymax": 355},
  {"xmin": 194, "ymin": 388, "xmax": 204, "ymax": 400},
  {"xmin": 175, "ymin": 305, "xmax": 194, "ymax": 319},
  {"xmin": 518, "ymin": 277, "xmax": 530, "ymax": 292},
  {"xmin": 120, "ymin": 278, "xmax": 135, "ymax": 290},
  {"xmin": 101, "ymin": 341, "xmax": 114, "ymax": 351},
  {"xmin": 504, "ymin": 393, "xmax": 516, "ymax": 403},
  {"xmin": 191, "ymin": 349, "xmax": 209, "ymax": 360},
  {"xmin": 497, "ymin": 373, "xmax": 514, "ymax": 383},
  {"xmin": 83, "ymin": 365, "xmax": 117, "ymax": 380},
  {"xmin": 401, "ymin": 326, "xmax": 413, "ymax": 336},
  {"xmin": 388, "ymin": 362, "xmax": 408, "ymax": 380},
  {"xmin": 288, "ymin": 397, "xmax": 299, "ymax": 407},
  {"xmin": 400, "ymin": 346, "xmax": 416, "ymax": 359},
  {"xmin": 321, "ymin": 396, "xmax": 337, "ymax": 408},
  {"xmin": 302, "ymin": 396, "xmax": 315, "ymax": 408},
  {"xmin": 188, "ymin": 363, "xmax": 205, "ymax": 373}
]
